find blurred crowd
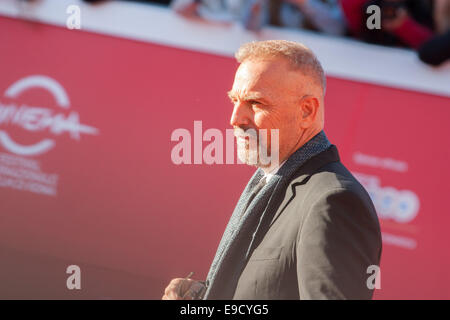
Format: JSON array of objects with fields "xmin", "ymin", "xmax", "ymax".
[{"xmin": 84, "ymin": 0, "xmax": 450, "ymax": 66}]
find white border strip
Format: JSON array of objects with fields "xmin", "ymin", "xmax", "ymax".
[{"xmin": 2, "ymin": 0, "xmax": 450, "ymax": 97}]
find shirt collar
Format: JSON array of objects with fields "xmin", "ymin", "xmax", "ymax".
[
  {"xmin": 263, "ymin": 160, "xmax": 286, "ymax": 183},
  {"xmin": 260, "ymin": 130, "xmax": 331, "ymax": 183}
]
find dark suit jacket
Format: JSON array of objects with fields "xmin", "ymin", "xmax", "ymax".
[{"xmin": 232, "ymin": 145, "xmax": 382, "ymax": 299}]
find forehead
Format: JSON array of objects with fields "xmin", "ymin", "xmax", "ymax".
[{"xmin": 231, "ymin": 58, "xmax": 301, "ymax": 97}]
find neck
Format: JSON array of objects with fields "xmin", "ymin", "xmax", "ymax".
[
  {"xmin": 260, "ymin": 160, "xmax": 282, "ymax": 175},
  {"xmin": 258, "ymin": 127, "xmax": 323, "ymax": 174},
  {"xmin": 280, "ymin": 128, "xmax": 322, "ymax": 166}
]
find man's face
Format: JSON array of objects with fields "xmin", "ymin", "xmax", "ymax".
[{"xmin": 228, "ymin": 57, "xmax": 307, "ymax": 168}]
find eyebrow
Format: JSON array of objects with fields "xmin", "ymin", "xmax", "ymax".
[{"xmin": 227, "ymin": 90, "xmax": 270, "ymax": 104}]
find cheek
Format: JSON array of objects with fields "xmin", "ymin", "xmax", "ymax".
[
  {"xmin": 253, "ymin": 109, "xmax": 283, "ymax": 129},
  {"xmin": 252, "ymin": 110, "xmax": 268, "ymax": 128},
  {"xmin": 274, "ymin": 113, "xmax": 300, "ymax": 148},
  {"xmin": 252, "ymin": 110, "xmax": 285, "ymax": 148},
  {"xmin": 253, "ymin": 108, "xmax": 300, "ymax": 145}
]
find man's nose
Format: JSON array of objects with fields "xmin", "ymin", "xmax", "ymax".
[{"xmin": 230, "ymin": 102, "xmax": 252, "ymax": 127}]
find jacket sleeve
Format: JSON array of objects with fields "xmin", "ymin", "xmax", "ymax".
[{"xmin": 296, "ymin": 187, "xmax": 382, "ymax": 299}]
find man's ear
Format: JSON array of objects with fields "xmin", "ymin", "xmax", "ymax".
[{"xmin": 299, "ymin": 95, "xmax": 319, "ymax": 129}]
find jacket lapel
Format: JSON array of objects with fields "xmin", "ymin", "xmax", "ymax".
[
  {"xmin": 267, "ymin": 145, "xmax": 341, "ymax": 229},
  {"xmin": 204, "ymin": 132, "xmax": 337, "ymax": 299}
]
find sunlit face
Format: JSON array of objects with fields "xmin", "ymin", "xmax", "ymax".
[{"xmin": 228, "ymin": 57, "xmax": 309, "ymax": 168}]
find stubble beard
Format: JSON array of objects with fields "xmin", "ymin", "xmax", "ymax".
[{"xmin": 235, "ymin": 129, "xmax": 271, "ymax": 168}]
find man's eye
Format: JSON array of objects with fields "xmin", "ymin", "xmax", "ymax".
[{"xmin": 249, "ymin": 100, "xmax": 261, "ymax": 105}]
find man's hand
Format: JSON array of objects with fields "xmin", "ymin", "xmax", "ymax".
[{"xmin": 162, "ymin": 278, "xmax": 206, "ymax": 300}]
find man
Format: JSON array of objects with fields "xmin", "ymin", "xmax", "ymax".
[{"xmin": 163, "ymin": 40, "xmax": 382, "ymax": 300}]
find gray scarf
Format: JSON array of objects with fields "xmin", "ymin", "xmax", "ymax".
[{"xmin": 204, "ymin": 130, "xmax": 331, "ymax": 299}]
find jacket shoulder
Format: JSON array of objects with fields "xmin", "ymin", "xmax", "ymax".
[{"xmin": 301, "ymin": 161, "xmax": 373, "ymax": 206}]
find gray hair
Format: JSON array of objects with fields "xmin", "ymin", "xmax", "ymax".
[{"xmin": 235, "ymin": 40, "xmax": 326, "ymax": 94}]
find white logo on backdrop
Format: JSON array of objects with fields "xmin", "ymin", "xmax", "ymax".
[
  {"xmin": 0, "ymin": 75, "xmax": 98, "ymax": 156},
  {"xmin": 353, "ymin": 172, "xmax": 420, "ymax": 224},
  {"xmin": 0, "ymin": 75, "xmax": 99, "ymax": 196}
]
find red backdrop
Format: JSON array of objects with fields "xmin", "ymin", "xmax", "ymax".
[{"xmin": 0, "ymin": 16, "xmax": 449, "ymax": 299}]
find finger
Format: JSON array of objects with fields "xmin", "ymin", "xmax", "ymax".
[
  {"xmin": 176, "ymin": 279, "xmax": 196, "ymax": 297},
  {"xmin": 164, "ymin": 278, "xmax": 197, "ymax": 298},
  {"xmin": 165, "ymin": 285, "xmax": 181, "ymax": 299},
  {"xmin": 178, "ymin": 279, "xmax": 192, "ymax": 297},
  {"xmin": 164, "ymin": 283, "xmax": 176, "ymax": 296},
  {"xmin": 164, "ymin": 278, "xmax": 184, "ymax": 295},
  {"xmin": 182, "ymin": 282, "xmax": 206, "ymax": 300},
  {"xmin": 166, "ymin": 290, "xmax": 180, "ymax": 300}
]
